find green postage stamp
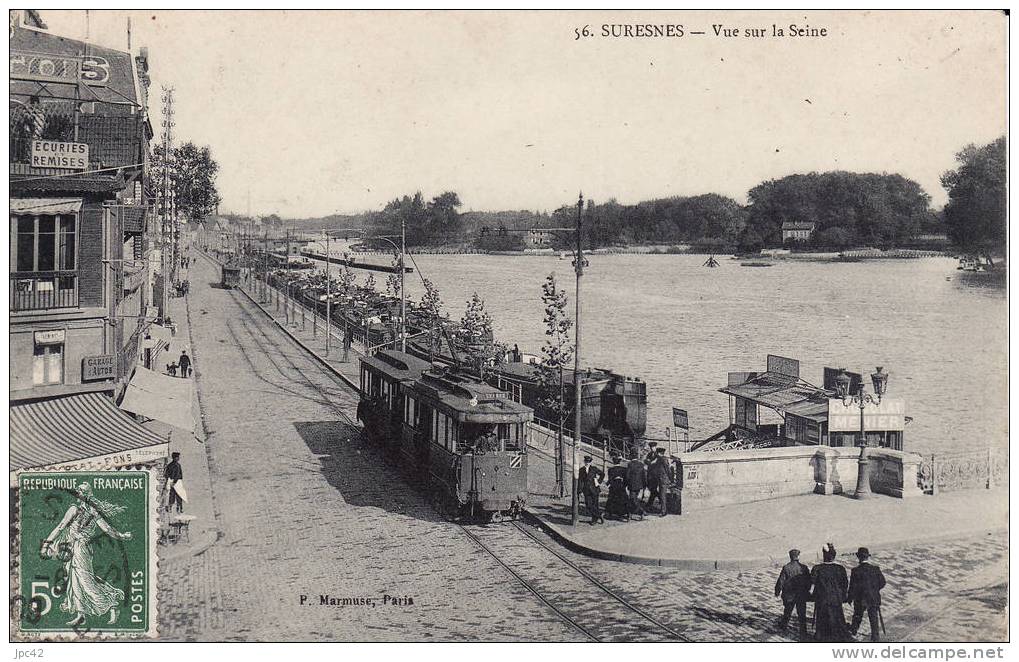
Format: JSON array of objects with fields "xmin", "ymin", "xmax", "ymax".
[{"xmin": 12, "ymin": 470, "xmax": 158, "ymax": 639}]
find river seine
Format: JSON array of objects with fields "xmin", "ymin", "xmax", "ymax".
[{"xmin": 314, "ymin": 252, "xmax": 1006, "ymax": 455}]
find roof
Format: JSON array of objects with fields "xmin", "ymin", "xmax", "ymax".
[
  {"xmin": 719, "ymin": 372, "xmax": 832, "ymax": 418},
  {"xmin": 408, "ymin": 368, "xmax": 533, "ymax": 423},
  {"xmin": 10, "ymin": 197, "xmax": 82, "ymax": 215},
  {"xmin": 781, "ymin": 221, "xmax": 816, "ymax": 230},
  {"xmin": 11, "ymin": 392, "xmax": 168, "ymax": 472},
  {"xmin": 11, "ymin": 22, "xmax": 140, "ymax": 108},
  {"xmin": 11, "ymin": 174, "xmax": 125, "ymax": 195},
  {"xmin": 361, "ymin": 350, "xmax": 432, "ymax": 382}
]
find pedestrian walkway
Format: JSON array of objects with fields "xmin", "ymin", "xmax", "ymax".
[
  {"xmin": 143, "ymin": 273, "xmax": 218, "ymax": 561},
  {"xmin": 230, "ymin": 263, "xmax": 369, "ymax": 388},
  {"xmin": 525, "ymin": 488, "xmax": 1008, "ymax": 569}
]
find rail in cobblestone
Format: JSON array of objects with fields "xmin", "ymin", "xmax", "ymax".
[{"xmin": 460, "ymin": 521, "xmax": 690, "ymax": 642}]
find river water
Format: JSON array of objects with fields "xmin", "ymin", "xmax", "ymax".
[{"xmin": 314, "ymin": 252, "xmax": 1008, "ymax": 455}]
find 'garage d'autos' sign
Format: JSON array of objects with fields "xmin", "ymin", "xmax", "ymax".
[{"xmin": 31, "ymin": 140, "xmax": 89, "ymax": 170}]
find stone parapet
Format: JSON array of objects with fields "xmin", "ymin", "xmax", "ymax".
[{"xmin": 679, "ymin": 445, "xmax": 925, "ymax": 510}]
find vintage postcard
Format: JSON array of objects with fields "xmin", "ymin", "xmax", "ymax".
[{"xmin": 7, "ymin": 8, "xmax": 1008, "ymax": 651}]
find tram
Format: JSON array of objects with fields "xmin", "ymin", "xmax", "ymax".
[{"xmin": 358, "ymin": 350, "xmax": 533, "ymax": 521}]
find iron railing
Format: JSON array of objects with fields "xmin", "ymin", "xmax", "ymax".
[
  {"xmin": 10, "ymin": 271, "xmax": 78, "ymax": 311},
  {"xmin": 918, "ymin": 447, "xmax": 1008, "ymax": 494},
  {"xmin": 9, "ymin": 104, "xmax": 143, "ymax": 171}
]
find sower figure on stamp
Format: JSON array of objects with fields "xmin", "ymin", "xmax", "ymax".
[
  {"xmin": 578, "ymin": 455, "xmax": 604, "ymax": 525},
  {"xmin": 41, "ymin": 483, "xmax": 132, "ymax": 627},
  {"xmin": 165, "ymin": 451, "xmax": 185, "ymax": 513},
  {"xmin": 848, "ymin": 547, "xmax": 887, "ymax": 642},
  {"xmin": 775, "ymin": 548, "xmax": 812, "ymax": 639},
  {"xmin": 811, "ymin": 543, "xmax": 850, "ymax": 642}
]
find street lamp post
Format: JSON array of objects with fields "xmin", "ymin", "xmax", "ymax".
[{"xmin": 834, "ymin": 366, "xmax": 890, "ymax": 499}]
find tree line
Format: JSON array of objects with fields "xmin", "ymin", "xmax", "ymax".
[{"xmin": 221, "ymin": 137, "xmax": 1004, "ymax": 258}]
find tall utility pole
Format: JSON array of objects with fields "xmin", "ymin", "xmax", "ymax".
[
  {"xmin": 159, "ymin": 86, "xmax": 175, "ymax": 319},
  {"xmin": 285, "ymin": 227, "xmax": 291, "ymax": 323},
  {"xmin": 325, "ymin": 232, "xmax": 331, "ymax": 354},
  {"xmin": 571, "ymin": 192, "xmax": 585, "ymax": 527},
  {"xmin": 400, "ymin": 216, "xmax": 407, "ymax": 352}
]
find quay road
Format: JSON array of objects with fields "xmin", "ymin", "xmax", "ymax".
[{"xmin": 158, "ymin": 254, "xmax": 1007, "ymax": 641}]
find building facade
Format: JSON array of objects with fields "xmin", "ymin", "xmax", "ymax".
[
  {"xmin": 781, "ymin": 221, "xmax": 816, "ymax": 242},
  {"xmin": 9, "ymin": 10, "xmax": 167, "ymax": 474}
]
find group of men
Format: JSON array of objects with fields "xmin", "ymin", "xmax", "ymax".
[
  {"xmin": 577, "ymin": 441, "xmax": 679, "ymax": 525},
  {"xmin": 774, "ymin": 544, "xmax": 887, "ymax": 642}
]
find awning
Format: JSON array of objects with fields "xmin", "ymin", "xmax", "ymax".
[
  {"xmin": 119, "ymin": 366, "xmax": 195, "ymax": 433},
  {"xmin": 9, "ymin": 197, "xmax": 83, "ymax": 215},
  {"xmin": 11, "ymin": 392, "xmax": 169, "ymax": 476},
  {"xmin": 146, "ymin": 323, "xmax": 174, "ymax": 345}
]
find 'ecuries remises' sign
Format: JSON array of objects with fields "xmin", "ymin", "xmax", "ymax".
[
  {"xmin": 672, "ymin": 407, "xmax": 689, "ymax": 430},
  {"xmin": 82, "ymin": 354, "xmax": 116, "ymax": 382},
  {"xmin": 31, "ymin": 140, "xmax": 89, "ymax": 169}
]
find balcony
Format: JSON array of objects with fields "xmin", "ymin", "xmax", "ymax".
[
  {"xmin": 10, "ymin": 272, "xmax": 79, "ymax": 312},
  {"xmin": 10, "ymin": 104, "xmax": 143, "ymax": 176}
]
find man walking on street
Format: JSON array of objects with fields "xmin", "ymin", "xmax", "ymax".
[
  {"xmin": 178, "ymin": 349, "xmax": 191, "ymax": 378},
  {"xmin": 624, "ymin": 451, "xmax": 646, "ymax": 520},
  {"xmin": 578, "ymin": 456, "xmax": 604, "ymax": 525},
  {"xmin": 848, "ymin": 547, "xmax": 887, "ymax": 642},
  {"xmin": 165, "ymin": 452, "xmax": 184, "ymax": 513},
  {"xmin": 775, "ymin": 548, "xmax": 812, "ymax": 639}
]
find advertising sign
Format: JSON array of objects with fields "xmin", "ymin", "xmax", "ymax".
[
  {"xmin": 33, "ymin": 330, "xmax": 65, "ymax": 345},
  {"xmin": 31, "ymin": 140, "xmax": 89, "ymax": 169},
  {"xmin": 672, "ymin": 407, "xmax": 689, "ymax": 430},
  {"xmin": 827, "ymin": 398, "xmax": 906, "ymax": 432},
  {"xmin": 9, "ymin": 50, "xmax": 111, "ymax": 85},
  {"xmin": 767, "ymin": 354, "xmax": 800, "ymax": 379},
  {"xmin": 82, "ymin": 354, "xmax": 116, "ymax": 382}
]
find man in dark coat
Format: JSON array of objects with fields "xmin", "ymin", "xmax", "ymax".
[
  {"xmin": 775, "ymin": 548, "xmax": 812, "ymax": 638},
  {"xmin": 577, "ymin": 456, "xmax": 604, "ymax": 524},
  {"xmin": 178, "ymin": 349, "xmax": 191, "ymax": 378},
  {"xmin": 165, "ymin": 452, "xmax": 184, "ymax": 513},
  {"xmin": 624, "ymin": 452, "xmax": 646, "ymax": 520},
  {"xmin": 811, "ymin": 543, "xmax": 850, "ymax": 642},
  {"xmin": 848, "ymin": 547, "xmax": 887, "ymax": 642},
  {"xmin": 605, "ymin": 456, "xmax": 629, "ymax": 520},
  {"xmin": 647, "ymin": 448, "xmax": 673, "ymax": 516}
]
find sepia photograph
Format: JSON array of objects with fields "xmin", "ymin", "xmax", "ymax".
[{"xmin": 7, "ymin": 7, "xmax": 1009, "ymax": 651}]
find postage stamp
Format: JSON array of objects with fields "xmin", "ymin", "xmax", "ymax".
[{"xmin": 12, "ymin": 470, "xmax": 158, "ymax": 640}]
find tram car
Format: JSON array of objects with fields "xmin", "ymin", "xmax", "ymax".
[{"xmin": 358, "ymin": 350, "xmax": 533, "ymax": 521}]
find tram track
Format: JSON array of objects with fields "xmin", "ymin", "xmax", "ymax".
[
  {"xmin": 459, "ymin": 520, "xmax": 690, "ymax": 642},
  {"xmin": 221, "ymin": 259, "xmax": 688, "ymax": 642}
]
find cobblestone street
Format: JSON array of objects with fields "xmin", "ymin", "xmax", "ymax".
[
  {"xmin": 157, "ymin": 256, "xmax": 581, "ymax": 641},
  {"xmin": 158, "ymin": 255, "xmax": 1008, "ymax": 642}
]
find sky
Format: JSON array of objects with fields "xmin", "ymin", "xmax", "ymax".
[{"xmin": 39, "ymin": 10, "xmax": 1008, "ymax": 218}]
